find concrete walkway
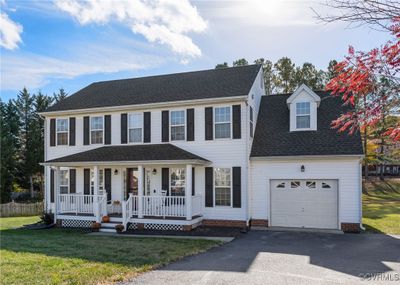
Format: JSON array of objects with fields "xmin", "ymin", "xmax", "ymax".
[{"xmin": 122, "ymin": 231, "xmax": 400, "ymax": 285}]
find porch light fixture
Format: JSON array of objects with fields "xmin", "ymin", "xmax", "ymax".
[
  {"xmin": 152, "ymin": 168, "xmax": 157, "ymax": 175},
  {"xmin": 114, "ymin": 169, "xmax": 119, "ymax": 175},
  {"xmin": 301, "ymin": 165, "xmax": 305, "ymax": 172}
]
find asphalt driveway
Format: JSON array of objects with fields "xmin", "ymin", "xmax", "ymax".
[{"xmin": 125, "ymin": 231, "xmax": 400, "ymax": 285}]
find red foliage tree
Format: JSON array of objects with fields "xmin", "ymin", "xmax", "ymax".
[{"xmin": 326, "ymin": 18, "xmax": 400, "ymax": 140}]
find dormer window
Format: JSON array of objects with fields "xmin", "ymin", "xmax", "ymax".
[{"xmin": 296, "ymin": 102, "xmax": 311, "ymax": 129}]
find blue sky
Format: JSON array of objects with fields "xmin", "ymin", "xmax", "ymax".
[{"xmin": 0, "ymin": 0, "xmax": 390, "ymax": 101}]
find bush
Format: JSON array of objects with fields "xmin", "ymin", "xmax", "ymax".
[{"xmin": 40, "ymin": 211, "xmax": 54, "ymax": 225}]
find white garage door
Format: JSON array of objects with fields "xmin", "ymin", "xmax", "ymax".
[{"xmin": 270, "ymin": 179, "xmax": 338, "ymax": 229}]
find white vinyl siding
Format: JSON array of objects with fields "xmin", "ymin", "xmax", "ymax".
[
  {"xmin": 90, "ymin": 116, "xmax": 103, "ymax": 144},
  {"xmin": 128, "ymin": 113, "xmax": 143, "ymax": 143},
  {"xmin": 296, "ymin": 102, "xmax": 310, "ymax": 129},
  {"xmin": 56, "ymin": 118, "xmax": 68, "ymax": 145},
  {"xmin": 214, "ymin": 107, "xmax": 231, "ymax": 139},
  {"xmin": 214, "ymin": 168, "xmax": 232, "ymax": 206},
  {"xmin": 170, "ymin": 110, "xmax": 185, "ymax": 141},
  {"xmin": 249, "ymin": 106, "xmax": 254, "ymax": 138}
]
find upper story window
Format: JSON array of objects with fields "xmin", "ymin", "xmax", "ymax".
[
  {"xmin": 171, "ymin": 110, "xmax": 185, "ymax": 141},
  {"xmin": 56, "ymin": 118, "xmax": 68, "ymax": 145},
  {"xmin": 215, "ymin": 106, "xmax": 231, "ymax": 139},
  {"xmin": 128, "ymin": 113, "xmax": 143, "ymax": 143},
  {"xmin": 170, "ymin": 168, "xmax": 185, "ymax": 196},
  {"xmin": 214, "ymin": 168, "xmax": 231, "ymax": 206},
  {"xmin": 250, "ymin": 106, "xmax": 254, "ymax": 138},
  {"xmin": 90, "ymin": 116, "xmax": 103, "ymax": 144},
  {"xmin": 296, "ymin": 102, "xmax": 311, "ymax": 129},
  {"xmin": 59, "ymin": 169, "xmax": 69, "ymax": 194}
]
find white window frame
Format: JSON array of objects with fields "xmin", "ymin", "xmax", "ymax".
[
  {"xmin": 249, "ymin": 106, "xmax": 254, "ymax": 138},
  {"xmin": 128, "ymin": 113, "xmax": 143, "ymax": 143},
  {"xmin": 295, "ymin": 102, "xmax": 311, "ymax": 130},
  {"xmin": 170, "ymin": 167, "xmax": 186, "ymax": 196},
  {"xmin": 59, "ymin": 168, "xmax": 69, "ymax": 194},
  {"xmin": 214, "ymin": 106, "xmax": 232, "ymax": 140},
  {"xmin": 90, "ymin": 116, "xmax": 104, "ymax": 145},
  {"xmin": 170, "ymin": 110, "xmax": 186, "ymax": 141},
  {"xmin": 214, "ymin": 167, "xmax": 232, "ymax": 207},
  {"xmin": 56, "ymin": 118, "xmax": 69, "ymax": 146},
  {"xmin": 90, "ymin": 168, "xmax": 104, "ymax": 193}
]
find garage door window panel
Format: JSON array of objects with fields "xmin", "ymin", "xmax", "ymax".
[
  {"xmin": 306, "ymin": 181, "xmax": 316, "ymax": 189},
  {"xmin": 291, "ymin": 181, "xmax": 301, "ymax": 188}
]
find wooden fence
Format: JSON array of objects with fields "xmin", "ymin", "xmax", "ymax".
[{"xmin": 0, "ymin": 201, "xmax": 44, "ymax": 217}]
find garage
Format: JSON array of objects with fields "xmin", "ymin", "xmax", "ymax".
[{"xmin": 270, "ymin": 179, "xmax": 338, "ymax": 229}]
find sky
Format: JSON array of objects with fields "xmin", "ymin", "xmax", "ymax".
[{"xmin": 0, "ymin": 0, "xmax": 391, "ymax": 101}]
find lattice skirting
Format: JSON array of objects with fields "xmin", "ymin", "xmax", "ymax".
[
  {"xmin": 61, "ymin": 219, "xmax": 93, "ymax": 228},
  {"xmin": 144, "ymin": 223, "xmax": 183, "ymax": 231},
  {"xmin": 127, "ymin": 222, "xmax": 138, "ymax": 230}
]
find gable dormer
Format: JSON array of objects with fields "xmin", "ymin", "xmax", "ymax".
[{"xmin": 287, "ymin": 84, "xmax": 320, "ymax": 132}]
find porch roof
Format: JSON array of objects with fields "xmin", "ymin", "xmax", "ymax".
[{"xmin": 43, "ymin": 144, "xmax": 210, "ymax": 166}]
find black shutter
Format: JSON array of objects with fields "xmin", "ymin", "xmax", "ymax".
[
  {"xmin": 105, "ymin": 168, "xmax": 112, "ymax": 201},
  {"xmin": 162, "ymin": 168, "xmax": 169, "ymax": 195},
  {"xmin": 69, "ymin": 169, "xmax": 76, "ymax": 193},
  {"xmin": 50, "ymin": 119, "xmax": 56, "ymax": 146},
  {"xmin": 192, "ymin": 167, "xmax": 195, "ymax": 196},
  {"xmin": 69, "ymin": 117, "xmax": 76, "ymax": 146},
  {"xmin": 50, "ymin": 169, "xmax": 55, "ymax": 202},
  {"xmin": 83, "ymin": 116, "xmax": 90, "ymax": 145},
  {"xmin": 144, "ymin": 112, "xmax": 151, "ymax": 143},
  {"xmin": 126, "ymin": 168, "xmax": 132, "ymax": 200},
  {"xmin": 205, "ymin": 107, "xmax": 213, "ymax": 140},
  {"xmin": 232, "ymin": 167, "xmax": 241, "ymax": 208},
  {"xmin": 84, "ymin": 168, "xmax": 90, "ymax": 195},
  {"xmin": 121, "ymin": 113, "xmax": 127, "ymax": 144},
  {"xmin": 205, "ymin": 167, "xmax": 213, "ymax": 207},
  {"xmin": 162, "ymin": 110, "xmax": 169, "ymax": 142},
  {"xmin": 187, "ymin": 108, "xmax": 194, "ymax": 141},
  {"xmin": 105, "ymin": 115, "xmax": 111, "ymax": 145},
  {"xmin": 232, "ymin": 105, "xmax": 241, "ymax": 139}
]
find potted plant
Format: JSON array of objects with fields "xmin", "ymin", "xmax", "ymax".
[
  {"xmin": 91, "ymin": 222, "xmax": 101, "ymax": 232},
  {"xmin": 102, "ymin": 215, "xmax": 110, "ymax": 223},
  {"xmin": 115, "ymin": 224, "xmax": 124, "ymax": 234}
]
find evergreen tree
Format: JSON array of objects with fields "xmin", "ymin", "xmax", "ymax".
[
  {"xmin": 232, "ymin": 58, "xmax": 248, "ymax": 67},
  {"xmin": 273, "ymin": 57, "xmax": 296, "ymax": 93},
  {"xmin": 53, "ymin": 88, "xmax": 68, "ymax": 103},
  {"xmin": 327, "ymin": 59, "xmax": 339, "ymax": 81},
  {"xmin": 254, "ymin": 58, "xmax": 275, "ymax": 94},
  {"xmin": 294, "ymin": 62, "xmax": 325, "ymax": 90},
  {"xmin": 215, "ymin": 62, "xmax": 229, "ymax": 69}
]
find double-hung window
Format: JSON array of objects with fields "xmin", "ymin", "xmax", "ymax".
[
  {"xmin": 90, "ymin": 116, "xmax": 103, "ymax": 144},
  {"xmin": 170, "ymin": 168, "xmax": 185, "ymax": 196},
  {"xmin": 56, "ymin": 118, "xmax": 68, "ymax": 145},
  {"xmin": 214, "ymin": 168, "xmax": 231, "ymax": 206},
  {"xmin": 249, "ymin": 106, "xmax": 254, "ymax": 138},
  {"xmin": 170, "ymin": 110, "xmax": 185, "ymax": 141},
  {"xmin": 128, "ymin": 113, "xmax": 143, "ymax": 143},
  {"xmin": 296, "ymin": 102, "xmax": 311, "ymax": 129},
  {"xmin": 59, "ymin": 169, "xmax": 69, "ymax": 194},
  {"xmin": 90, "ymin": 169, "xmax": 104, "ymax": 193},
  {"xmin": 214, "ymin": 107, "xmax": 231, "ymax": 139}
]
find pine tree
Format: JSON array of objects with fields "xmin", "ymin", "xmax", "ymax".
[{"xmin": 53, "ymin": 88, "xmax": 68, "ymax": 103}]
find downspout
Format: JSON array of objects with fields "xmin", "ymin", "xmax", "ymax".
[{"xmin": 359, "ymin": 158, "xmax": 365, "ymax": 231}]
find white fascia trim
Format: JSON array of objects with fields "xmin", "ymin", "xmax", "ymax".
[
  {"xmin": 39, "ymin": 95, "xmax": 248, "ymax": 117},
  {"xmin": 250, "ymin": 154, "xmax": 364, "ymax": 161},
  {"xmin": 286, "ymin": 84, "xmax": 321, "ymax": 107},
  {"xmin": 41, "ymin": 159, "xmax": 210, "ymax": 167}
]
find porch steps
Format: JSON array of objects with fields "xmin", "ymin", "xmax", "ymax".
[
  {"xmin": 99, "ymin": 228, "xmax": 116, "ymax": 233},
  {"xmin": 99, "ymin": 222, "xmax": 120, "ymax": 233}
]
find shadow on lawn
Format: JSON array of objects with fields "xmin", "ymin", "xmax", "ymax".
[{"xmin": 1, "ymin": 228, "xmax": 400, "ymax": 277}]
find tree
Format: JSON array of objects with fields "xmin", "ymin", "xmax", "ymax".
[
  {"xmin": 273, "ymin": 57, "xmax": 296, "ymax": 93},
  {"xmin": 53, "ymin": 88, "xmax": 68, "ymax": 103},
  {"xmin": 0, "ymin": 100, "xmax": 20, "ymax": 202},
  {"xmin": 313, "ymin": 0, "xmax": 400, "ymax": 31},
  {"xmin": 232, "ymin": 58, "xmax": 248, "ymax": 67},
  {"xmin": 254, "ymin": 58, "xmax": 275, "ymax": 94},
  {"xmin": 294, "ymin": 62, "xmax": 325, "ymax": 90},
  {"xmin": 327, "ymin": 59, "xmax": 339, "ymax": 80},
  {"xmin": 215, "ymin": 62, "xmax": 229, "ymax": 69}
]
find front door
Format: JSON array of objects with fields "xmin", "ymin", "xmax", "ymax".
[{"xmin": 126, "ymin": 168, "xmax": 138, "ymax": 199}]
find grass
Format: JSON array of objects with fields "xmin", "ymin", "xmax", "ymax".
[
  {"xmin": 0, "ymin": 217, "xmax": 220, "ymax": 285},
  {"xmin": 362, "ymin": 178, "xmax": 400, "ymax": 234}
]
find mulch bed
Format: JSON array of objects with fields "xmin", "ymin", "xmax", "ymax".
[{"xmin": 124, "ymin": 226, "xmax": 245, "ymax": 237}]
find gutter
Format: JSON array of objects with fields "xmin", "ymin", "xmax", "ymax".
[
  {"xmin": 40, "ymin": 159, "xmax": 211, "ymax": 167},
  {"xmin": 250, "ymin": 154, "xmax": 365, "ymax": 161}
]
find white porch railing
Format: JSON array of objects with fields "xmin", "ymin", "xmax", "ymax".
[
  {"xmin": 58, "ymin": 194, "xmax": 95, "ymax": 214},
  {"xmin": 142, "ymin": 196, "xmax": 186, "ymax": 217}
]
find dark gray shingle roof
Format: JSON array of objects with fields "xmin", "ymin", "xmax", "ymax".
[
  {"xmin": 250, "ymin": 91, "xmax": 364, "ymax": 157},
  {"xmin": 44, "ymin": 65, "xmax": 261, "ymax": 112},
  {"xmin": 45, "ymin": 144, "xmax": 209, "ymax": 163}
]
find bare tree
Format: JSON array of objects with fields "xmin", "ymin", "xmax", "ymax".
[{"xmin": 312, "ymin": 0, "xmax": 400, "ymax": 31}]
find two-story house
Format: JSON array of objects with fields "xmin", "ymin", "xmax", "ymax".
[{"xmin": 41, "ymin": 64, "xmax": 364, "ymax": 233}]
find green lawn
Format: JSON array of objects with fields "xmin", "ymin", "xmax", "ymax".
[
  {"xmin": 363, "ymin": 179, "xmax": 400, "ymax": 234},
  {"xmin": 0, "ymin": 217, "xmax": 220, "ymax": 285}
]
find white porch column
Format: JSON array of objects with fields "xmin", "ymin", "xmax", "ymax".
[
  {"xmin": 54, "ymin": 166, "xmax": 60, "ymax": 223},
  {"xmin": 138, "ymin": 165, "xmax": 144, "ymax": 218},
  {"xmin": 93, "ymin": 166, "xmax": 100, "ymax": 222},
  {"xmin": 186, "ymin": 164, "xmax": 192, "ymax": 221}
]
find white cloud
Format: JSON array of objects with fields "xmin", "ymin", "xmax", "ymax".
[
  {"xmin": 0, "ymin": 11, "xmax": 23, "ymax": 50},
  {"xmin": 1, "ymin": 45, "xmax": 164, "ymax": 90},
  {"xmin": 54, "ymin": 0, "xmax": 207, "ymax": 60}
]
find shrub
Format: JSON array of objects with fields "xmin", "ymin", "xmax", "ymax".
[{"xmin": 40, "ymin": 211, "xmax": 54, "ymax": 225}]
